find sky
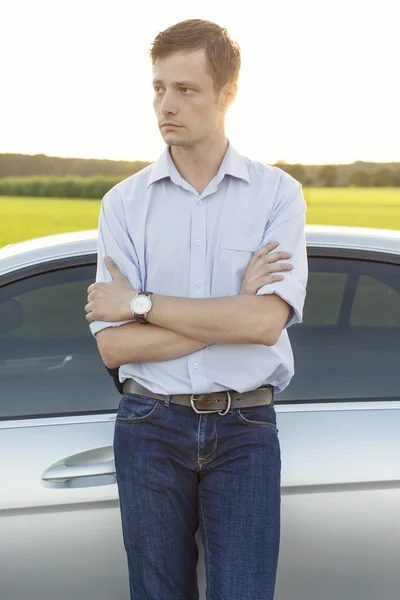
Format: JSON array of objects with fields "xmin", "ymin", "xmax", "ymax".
[{"xmin": 1, "ymin": 0, "xmax": 398, "ymax": 165}]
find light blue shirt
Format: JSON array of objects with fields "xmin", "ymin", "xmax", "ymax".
[{"xmin": 89, "ymin": 140, "xmax": 308, "ymax": 394}]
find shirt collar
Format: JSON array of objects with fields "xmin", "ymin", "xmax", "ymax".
[{"xmin": 147, "ymin": 139, "xmax": 251, "ymax": 188}]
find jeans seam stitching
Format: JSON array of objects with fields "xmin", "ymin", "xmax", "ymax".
[
  {"xmin": 198, "ymin": 423, "xmax": 218, "ymax": 463},
  {"xmin": 237, "ymin": 412, "xmax": 277, "ymax": 429},
  {"xmin": 116, "ymin": 401, "xmax": 160, "ymax": 423},
  {"xmin": 198, "ymin": 491, "xmax": 212, "ymax": 600},
  {"xmin": 197, "ymin": 417, "xmax": 201, "ymax": 463}
]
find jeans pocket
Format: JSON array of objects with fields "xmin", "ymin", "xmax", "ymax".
[
  {"xmin": 235, "ymin": 403, "xmax": 278, "ymax": 430},
  {"xmin": 116, "ymin": 393, "xmax": 161, "ymax": 423}
]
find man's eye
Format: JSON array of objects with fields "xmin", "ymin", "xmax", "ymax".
[{"xmin": 181, "ymin": 87, "xmax": 191, "ymax": 94}]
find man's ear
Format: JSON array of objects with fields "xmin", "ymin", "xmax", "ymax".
[{"xmin": 221, "ymin": 81, "xmax": 238, "ymax": 109}]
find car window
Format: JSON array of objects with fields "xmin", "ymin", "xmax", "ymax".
[
  {"xmin": 282, "ymin": 257, "xmax": 400, "ymax": 401},
  {"xmin": 0, "ymin": 265, "xmax": 120, "ymax": 419},
  {"xmin": 301, "ymin": 272, "xmax": 348, "ymax": 325},
  {"xmin": 351, "ymin": 275, "xmax": 399, "ymax": 326}
]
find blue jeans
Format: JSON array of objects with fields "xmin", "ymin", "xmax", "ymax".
[{"xmin": 113, "ymin": 389, "xmax": 281, "ymax": 600}]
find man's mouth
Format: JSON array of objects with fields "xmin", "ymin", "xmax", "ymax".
[{"xmin": 161, "ymin": 123, "xmax": 183, "ymax": 128}]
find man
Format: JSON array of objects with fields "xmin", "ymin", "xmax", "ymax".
[{"xmin": 85, "ymin": 18, "xmax": 307, "ymax": 600}]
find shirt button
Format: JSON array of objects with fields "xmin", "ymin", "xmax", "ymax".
[
  {"xmin": 197, "ymin": 200, "xmax": 202, "ymax": 205},
  {"xmin": 193, "ymin": 363, "xmax": 199, "ymax": 369},
  {"xmin": 195, "ymin": 240, "xmax": 202, "ymax": 246},
  {"xmin": 194, "ymin": 282, "xmax": 201, "ymax": 288}
]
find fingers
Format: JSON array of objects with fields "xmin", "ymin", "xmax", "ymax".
[
  {"xmin": 242, "ymin": 240, "xmax": 293, "ymax": 296},
  {"xmin": 240, "ymin": 272, "xmax": 284, "ymax": 294},
  {"xmin": 254, "ymin": 262, "xmax": 294, "ymax": 278},
  {"xmin": 245, "ymin": 259, "xmax": 294, "ymax": 295},
  {"xmin": 260, "ymin": 250, "xmax": 292, "ymax": 264},
  {"xmin": 250, "ymin": 242, "xmax": 292, "ymax": 268},
  {"xmin": 254, "ymin": 241, "xmax": 280, "ymax": 258},
  {"xmin": 248, "ymin": 241, "xmax": 279, "ymax": 268},
  {"xmin": 257, "ymin": 274, "xmax": 285, "ymax": 286},
  {"xmin": 246, "ymin": 265, "xmax": 291, "ymax": 290},
  {"xmin": 256, "ymin": 249, "xmax": 292, "ymax": 266}
]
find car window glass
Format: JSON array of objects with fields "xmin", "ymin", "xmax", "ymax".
[
  {"xmin": 351, "ymin": 275, "xmax": 400, "ymax": 326},
  {"xmin": 0, "ymin": 265, "xmax": 120, "ymax": 419},
  {"xmin": 302, "ymin": 273, "xmax": 347, "ymax": 325},
  {"xmin": 282, "ymin": 257, "xmax": 400, "ymax": 402}
]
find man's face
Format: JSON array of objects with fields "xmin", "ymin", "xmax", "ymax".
[{"xmin": 152, "ymin": 49, "xmax": 227, "ymax": 148}]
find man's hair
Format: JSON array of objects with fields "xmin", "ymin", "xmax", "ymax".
[{"xmin": 149, "ymin": 19, "xmax": 241, "ymax": 93}]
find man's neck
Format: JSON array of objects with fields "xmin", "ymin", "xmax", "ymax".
[{"xmin": 169, "ymin": 136, "xmax": 229, "ymax": 195}]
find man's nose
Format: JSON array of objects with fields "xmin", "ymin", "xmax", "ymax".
[{"xmin": 160, "ymin": 90, "xmax": 178, "ymax": 115}]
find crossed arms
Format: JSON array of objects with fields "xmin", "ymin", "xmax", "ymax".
[
  {"xmin": 96, "ymin": 293, "xmax": 291, "ymax": 369},
  {"xmin": 88, "ymin": 182, "xmax": 308, "ymax": 369}
]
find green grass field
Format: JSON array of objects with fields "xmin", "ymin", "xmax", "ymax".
[
  {"xmin": 303, "ymin": 187, "xmax": 400, "ymax": 231},
  {"xmin": 1, "ymin": 187, "xmax": 399, "ymax": 248}
]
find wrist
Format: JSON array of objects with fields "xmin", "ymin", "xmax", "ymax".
[
  {"xmin": 123, "ymin": 291, "xmax": 138, "ymax": 321},
  {"xmin": 146, "ymin": 293, "xmax": 157, "ymax": 324}
]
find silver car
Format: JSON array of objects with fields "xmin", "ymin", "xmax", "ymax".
[{"xmin": 0, "ymin": 225, "xmax": 399, "ymax": 600}]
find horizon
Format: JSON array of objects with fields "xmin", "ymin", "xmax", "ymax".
[
  {"xmin": 1, "ymin": 0, "xmax": 398, "ymax": 165},
  {"xmin": 2, "ymin": 150, "xmax": 400, "ymax": 168}
]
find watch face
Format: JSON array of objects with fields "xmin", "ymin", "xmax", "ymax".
[{"xmin": 132, "ymin": 295, "xmax": 151, "ymax": 315}]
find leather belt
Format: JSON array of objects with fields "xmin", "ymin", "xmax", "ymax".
[{"xmin": 122, "ymin": 379, "xmax": 274, "ymax": 415}]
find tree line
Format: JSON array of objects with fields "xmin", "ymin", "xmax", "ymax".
[
  {"xmin": 276, "ymin": 161, "xmax": 399, "ymax": 187},
  {"xmin": 0, "ymin": 153, "xmax": 399, "ymax": 195}
]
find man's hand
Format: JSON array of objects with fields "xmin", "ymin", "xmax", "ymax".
[
  {"xmin": 85, "ymin": 257, "xmax": 137, "ymax": 323},
  {"xmin": 240, "ymin": 241, "xmax": 293, "ymax": 295}
]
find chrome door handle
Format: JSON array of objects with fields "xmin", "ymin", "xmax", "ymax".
[{"xmin": 42, "ymin": 459, "xmax": 115, "ymax": 482}]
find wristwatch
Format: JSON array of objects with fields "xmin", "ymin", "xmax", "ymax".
[{"xmin": 130, "ymin": 291, "xmax": 154, "ymax": 324}]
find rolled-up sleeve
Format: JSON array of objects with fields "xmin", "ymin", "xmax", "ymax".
[
  {"xmin": 256, "ymin": 176, "xmax": 308, "ymax": 329},
  {"xmin": 89, "ymin": 187, "xmax": 143, "ymax": 337}
]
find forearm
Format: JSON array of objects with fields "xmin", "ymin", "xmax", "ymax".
[
  {"xmin": 147, "ymin": 294, "xmax": 267, "ymax": 345},
  {"xmin": 96, "ymin": 321, "xmax": 210, "ymax": 369}
]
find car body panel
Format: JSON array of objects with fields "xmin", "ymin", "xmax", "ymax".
[{"xmin": 0, "ymin": 418, "xmax": 130, "ymax": 599}]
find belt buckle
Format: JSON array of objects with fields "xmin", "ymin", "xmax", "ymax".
[{"xmin": 190, "ymin": 391, "xmax": 232, "ymax": 416}]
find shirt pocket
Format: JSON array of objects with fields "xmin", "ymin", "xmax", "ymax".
[
  {"xmin": 216, "ymin": 234, "xmax": 261, "ymax": 296},
  {"xmin": 220, "ymin": 235, "xmax": 261, "ymax": 252}
]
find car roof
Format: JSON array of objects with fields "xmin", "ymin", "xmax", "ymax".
[{"xmin": 0, "ymin": 225, "xmax": 399, "ymax": 277}]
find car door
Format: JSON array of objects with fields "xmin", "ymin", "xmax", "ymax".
[
  {"xmin": 274, "ymin": 247, "xmax": 400, "ymax": 600},
  {"xmin": 0, "ymin": 256, "xmax": 131, "ymax": 600}
]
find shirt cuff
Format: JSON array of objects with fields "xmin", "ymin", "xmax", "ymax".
[
  {"xmin": 256, "ymin": 278, "xmax": 306, "ymax": 329},
  {"xmin": 89, "ymin": 318, "xmax": 134, "ymax": 338}
]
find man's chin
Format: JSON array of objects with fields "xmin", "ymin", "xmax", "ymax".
[{"xmin": 162, "ymin": 134, "xmax": 190, "ymax": 147}]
